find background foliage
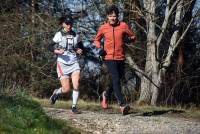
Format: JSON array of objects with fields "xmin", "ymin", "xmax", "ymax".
[{"xmin": 0, "ymin": 0, "xmax": 200, "ymax": 106}]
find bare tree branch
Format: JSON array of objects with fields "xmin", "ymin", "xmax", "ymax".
[
  {"xmin": 126, "ymin": 53, "xmax": 160, "ymax": 89},
  {"xmin": 156, "ymin": 0, "xmax": 181, "ymax": 48},
  {"xmin": 162, "ymin": 0, "xmax": 183, "ymax": 68}
]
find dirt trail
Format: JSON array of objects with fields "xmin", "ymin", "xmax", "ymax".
[{"xmin": 44, "ymin": 107, "xmax": 200, "ymax": 134}]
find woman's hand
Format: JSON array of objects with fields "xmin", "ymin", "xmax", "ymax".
[
  {"xmin": 76, "ymin": 48, "xmax": 83, "ymax": 55},
  {"xmin": 54, "ymin": 49, "xmax": 65, "ymax": 55}
]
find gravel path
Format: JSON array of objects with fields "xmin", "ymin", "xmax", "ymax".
[{"xmin": 44, "ymin": 107, "xmax": 200, "ymax": 134}]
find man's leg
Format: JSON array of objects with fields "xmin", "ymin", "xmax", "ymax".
[
  {"xmin": 105, "ymin": 61, "xmax": 125, "ymax": 106},
  {"xmin": 105, "ymin": 60, "xmax": 130, "ymax": 115},
  {"xmin": 116, "ymin": 61, "xmax": 130, "ymax": 115}
]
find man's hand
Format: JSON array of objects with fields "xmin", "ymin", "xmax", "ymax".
[
  {"xmin": 99, "ymin": 49, "xmax": 107, "ymax": 57},
  {"xmin": 124, "ymin": 35, "xmax": 136, "ymax": 44},
  {"xmin": 130, "ymin": 36, "xmax": 136, "ymax": 41},
  {"xmin": 54, "ymin": 49, "xmax": 65, "ymax": 55}
]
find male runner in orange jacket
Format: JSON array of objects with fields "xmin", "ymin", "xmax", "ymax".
[{"xmin": 94, "ymin": 5, "xmax": 136, "ymax": 115}]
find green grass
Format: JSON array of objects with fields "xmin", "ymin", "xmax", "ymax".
[
  {"xmin": 0, "ymin": 95, "xmax": 82, "ymax": 134},
  {"xmin": 35, "ymin": 98, "xmax": 103, "ymax": 111}
]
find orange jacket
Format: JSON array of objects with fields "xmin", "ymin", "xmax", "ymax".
[{"xmin": 94, "ymin": 21, "xmax": 136, "ymax": 60}]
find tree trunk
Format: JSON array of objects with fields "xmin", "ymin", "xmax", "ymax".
[
  {"xmin": 138, "ymin": 0, "xmax": 159, "ymax": 105},
  {"xmin": 150, "ymin": 69, "xmax": 161, "ymax": 105}
]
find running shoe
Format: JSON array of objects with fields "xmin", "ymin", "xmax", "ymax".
[
  {"xmin": 71, "ymin": 107, "xmax": 81, "ymax": 114},
  {"xmin": 101, "ymin": 91, "xmax": 108, "ymax": 109},
  {"xmin": 120, "ymin": 104, "xmax": 130, "ymax": 115},
  {"xmin": 50, "ymin": 89, "xmax": 59, "ymax": 105}
]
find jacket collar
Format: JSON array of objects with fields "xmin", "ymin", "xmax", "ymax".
[{"xmin": 108, "ymin": 20, "xmax": 120, "ymax": 27}]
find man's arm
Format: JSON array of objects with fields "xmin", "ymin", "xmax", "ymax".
[
  {"xmin": 125, "ymin": 24, "xmax": 136, "ymax": 43},
  {"xmin": 94, "ymin": 26, "xmax": 104, "ymax": 48}
]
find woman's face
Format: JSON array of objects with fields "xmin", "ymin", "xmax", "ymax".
[
  {"xmin": 107, "ymin": 12, "xmax": 118, "ymax": 25},
  {"xmin": 63, "ymin": 22, "xmax": 72, "ymax": 32}
]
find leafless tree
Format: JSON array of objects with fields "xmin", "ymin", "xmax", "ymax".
[{"xmin": 125, "ymin": 0, "xmax": 198, "ymax": 105}]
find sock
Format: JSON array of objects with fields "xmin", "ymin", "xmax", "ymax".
[
  {"xmin": 55, "ymin": 87, "xmax": 63, "ymax": 95},
  {"xmin": 72, "ymin": 90, "xmax": 79, "ymax": 108}
]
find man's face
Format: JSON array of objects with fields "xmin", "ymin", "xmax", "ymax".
[{"xmin": 107, "ymin": 12, "xmax": 118, "ymax": 25}]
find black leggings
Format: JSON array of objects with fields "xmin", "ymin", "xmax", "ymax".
[{"xmin": 104, "ymin": 60, "xmax": 125, "ymax": 106}]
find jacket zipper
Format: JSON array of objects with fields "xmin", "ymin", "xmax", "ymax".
[{"xmin": 112, "ymin": 27, "xmax": 115, "ymax": 60}]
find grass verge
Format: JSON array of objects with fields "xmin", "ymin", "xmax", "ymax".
[{"xmin": 0, "ymin": 95, "xmax": 82, "ymax": 134}]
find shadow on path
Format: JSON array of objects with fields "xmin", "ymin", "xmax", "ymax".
[{"xmin": 130, "ymin": 109, "xmax": 185, "ymax": 117}]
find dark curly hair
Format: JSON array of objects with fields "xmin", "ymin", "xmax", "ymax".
[
  {"xmin": 58, "ymin": 16, "xmax": 73, "ymax": 25},
  {"xmin": 106, "ymin": 5, "xmax": 119, "ymax": 16}
]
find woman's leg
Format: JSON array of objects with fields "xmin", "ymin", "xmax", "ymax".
[
  {"xmin": 50, "ymin": 62, "xmax": 71, "ymax": 104},
  {"xmin": 50, "ymin": 77, "xmax": 71, "ymax": 105},
  {"xmin": 60, "ymin": 77, "xmax": 71, "ymax": 93},
  {"xmin": 71, "ymin": 70, "xmax": 80, "ymax": 90},
  {"xmin": 56, "ymin": 62, "xmax": 71, "ymax": 94},
  {"xmin": 71, "ymin": 70, "xmax": 80, "ymax": 108}
]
